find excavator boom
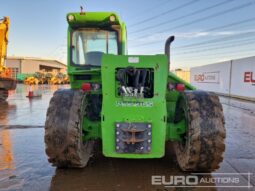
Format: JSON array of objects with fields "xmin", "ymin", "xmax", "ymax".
[
  {"xmin": 0, "ymin": 17, "xmax": 16, "ymax": 102},
  {"xmin": 0, "ymin": 17, "xmax": 10, "ymax": 73}
]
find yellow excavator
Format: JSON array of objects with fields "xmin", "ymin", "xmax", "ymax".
[
  {"xmin": 24, "ymin": 76, "xmax": 39, "ymax": 85},
  {"xmin": 0, "ymin": 17, "xmax": 16, "ymax": 101},
  {"xmin": 49, "ymin": 72, "xmax": 65, "ymax": 85}
]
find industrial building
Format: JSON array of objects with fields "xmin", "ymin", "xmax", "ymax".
[{"xmin": 5, "ymin": 57, "xmax": 67, "ymax": 79}]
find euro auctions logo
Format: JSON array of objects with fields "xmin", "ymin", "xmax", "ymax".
[
  {"xmin": 194, "ymin": 72, "xmax": 220, "ymax": 84},
  {"xmin": 151, "ymin": 173, "xmax": 253, "ymax": 188},
  {"xmin": 244, "ymin": 72, "xmax": 255, "ymax": 85}
]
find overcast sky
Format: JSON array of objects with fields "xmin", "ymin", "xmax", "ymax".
[{"xmin": 1, "ymin": 0, "xmax": 255, "ymax": 69}]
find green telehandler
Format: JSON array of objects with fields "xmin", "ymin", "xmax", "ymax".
[{"xmin": 44, "ymin": 12, "xmax": 225, "ymax": 172}]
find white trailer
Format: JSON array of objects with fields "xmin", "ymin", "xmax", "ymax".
[{"xmin": 191, "ymin": 56, "xmax": 255, "ymax": 101}]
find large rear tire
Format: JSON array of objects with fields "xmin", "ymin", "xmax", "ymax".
[
  {"xmin": 45, "ymin": 89, "xmax": 94, "ymax": 168},
  {"xmin": 174, "ymin": 91, "xmax": 226, "ymax": 172}
]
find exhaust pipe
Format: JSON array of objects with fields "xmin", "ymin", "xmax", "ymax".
[{"xmin": 165, "ymin": 36, "xmax": 175, "ymax": 66}]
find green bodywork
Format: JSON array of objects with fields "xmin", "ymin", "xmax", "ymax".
[{"xmin": 66, "ymin": 12, "xmax": 195, "ymax": 158}]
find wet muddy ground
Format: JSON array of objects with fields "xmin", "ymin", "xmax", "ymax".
[{"xmin": 0, "ymin": 84, "xmax": 254, "ymax": 191}]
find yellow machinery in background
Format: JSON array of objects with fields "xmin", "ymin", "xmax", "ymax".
[
  {"xmin": 20, "ymin": 71, "xmax": 70, "ymax": 85},
  {"xmin": 34, "ymin": 72, "xmax": 46, "ymax": 84},
  {"xmin": 23, "ymin": 71, "xmax": 70, "ymax": 85},
  {"xmin": 45, "ymin": 72, "xmax": 53, "ymax": 84},
  {"xmin": 47, "ymin": 72, "xmax": 69, "ymax": 85},
  {"xmin": 63, "ymin": 74, "xmax": 70, "ymax": 84},
  {"xmin": 0, "ymin": 17, "xmax": 16, "ymax": 101},
  {"xmin": 50, "ymin": 72, "xmax": 65, "ymax": 85},
  {"xmin": 24, "ymin": 76, "xmax": 39, "ymax": 85}
]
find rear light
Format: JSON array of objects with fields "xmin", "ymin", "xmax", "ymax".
[
  {"xmin": 82, "ymin": 83, "xmax": 101, "ymax": 92},
  {"xmin": 82, "ymin": 83, "xmax": 92, "ymax": 92},
  {"xmin": 168, "ymin": 82, "xmax": 185, "ymax": 92},
  {"xmin": 176, "ymin": 83, "xmax": 185, "ymax": 92}
]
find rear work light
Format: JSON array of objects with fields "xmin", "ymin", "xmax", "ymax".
[
  {"xmin": 110, "ymin": 15, "xmax": 116, "ymax": 22},
  {"xmin": 67, "ymin": 14, "xmax": 75, "ymax": 22}
]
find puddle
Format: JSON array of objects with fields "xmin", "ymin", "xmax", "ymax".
[{"xmin": 0, "ymin": 85, "xmax": 254, "ymax": 190}]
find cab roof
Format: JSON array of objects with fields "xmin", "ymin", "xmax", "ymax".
[{"xmin": 67, "ymin": 12, "xmax": 124, "ymax": 28}]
